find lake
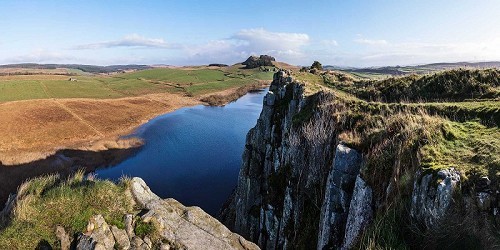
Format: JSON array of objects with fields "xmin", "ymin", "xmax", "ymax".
[{"xmin": 96, "ymin": 89, "xmax": 267, "ymax": 216}]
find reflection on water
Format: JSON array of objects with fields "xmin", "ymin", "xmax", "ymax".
[{"xmin": 96, "ymin": 89, "xmax": 267, "ymax": 215}]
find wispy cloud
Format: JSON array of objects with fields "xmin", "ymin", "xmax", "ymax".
[
  {"xmin": 354, "ymin": 38, "xmax": 388, "ymax": 45},
  {"xmin": 182, "ymin": 28, "xmax": 311, "ymax": 64},
  {"xmin": 3, "ymin": 49, "xmax": 75, "ymax": 63},
  {"xmin": 74, "ymin": 34, "xmax": 182, "ymax": 49}
]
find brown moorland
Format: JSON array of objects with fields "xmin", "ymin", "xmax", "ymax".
[{"xmin": 0, "ymin": 93, "xmax": 200, "ymax": 165}]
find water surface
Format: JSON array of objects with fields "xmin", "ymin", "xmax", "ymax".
[{"xmin": 97, "ymin": 89, "xmax": 266, "ymax": 215}]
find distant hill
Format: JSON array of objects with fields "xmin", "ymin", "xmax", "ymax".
[
  {"xmin": 324, "ymin": 61, "xmax": 500, "ymax": 79},
  {"xmin": 0, "ymin": 63, "xmax": 152, "ymax": 74}
]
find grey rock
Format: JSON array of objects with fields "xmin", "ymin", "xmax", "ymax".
[
  {"xmin": 132, "ymin": 178, "xmax": 259, "ymax": 250},
  {"xmin": 160, "ymin": 244, "xmax": 171, "ymax": 250},
  {"xmin": 55, "ymin": 226, "xmax": 71, "ymax": 250},
  {"xmin": 342, "ymin": 176, "xmax": 373, "ymax": 249},
  {"xmin": 130, "ymin": 177, "xmax": 161, "ymax": 208},
  {"xmin": 111, "ymin": 226, "xmax": 130, "ymax": 250},
  {"xmin": 143, "ymin": 236, "xmax": 153, "ymax": 249},
  {"xmin": 411, "ymin": 168, "xmax": 461, "ymax": 227},
  {"xmin": 0, "ymin": 193, "xmax": 17, "ymax": 224},
  {"xmin": 131, "ymin": 236, "xmax": 145, "ymax": 248},
  {"xmin": 317, "ymin": 144, "xmax": 362, "ymax": 250},
  {"xmin": 265, "ymin": 92, "xmax": 276, "ymax": 106},
  {"xmin": 75, "ymin": 233, "xmax": 96, "ymax": 250},
  {"xmin": 86, "ymin": 214, "xmax": 115, "ymax": 250},
  {"xmin": 477, "ymin": 192, "xmax": 492, "ymax": 211},
  {"xmin": 124, "ymin": 214, "xmax": 135, "ymax": 238}
]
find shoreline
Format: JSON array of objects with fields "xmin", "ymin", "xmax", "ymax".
[
  {"xmin": 0, "ymin": 82, "xmax": 269, "ymax": 166},
  {"xmin": 0, "ymin": 84, "xmax": 269, "ymax": 209}
]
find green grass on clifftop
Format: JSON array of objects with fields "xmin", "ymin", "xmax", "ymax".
[{"xmin": 0, "ymin": 172, "xmax": 134, "ymax": 249}]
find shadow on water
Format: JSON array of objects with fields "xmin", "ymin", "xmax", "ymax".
[
  {"xmin": 96, "ymin": 88, "xmax": 267, "ymax": 216},
  {"xmin": 0, "ymin": 146, "xmax": 140, "ymax": 210},
  {"xmin": 0, "ymin": 88, "xmax": 267, "ymax": 216}
]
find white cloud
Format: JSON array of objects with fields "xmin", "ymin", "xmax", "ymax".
[
  {"xmin": 232, "ymin": 28, "xmax": 309, "ymax": 52},
  {"xmin": 354, "ymin": 38, "xmax": 388, "ymax": 45},
  {"xmin": 3, "ymin": 49, "xmax": 75, "ymax": 63},
  {"xmin": 321, "ymin": 40, "xmax": 339, "ymax": 47},
  {"xmin": 181, "ymin": 28, "xmax": 311, "ymax": 64},
  {"xmin": 350, "ymin": 38, "xmax": 500, "ymax": 66},
  {"xmin": 74, "ymin": 34, "xmax": 182, "ymax": 49}
]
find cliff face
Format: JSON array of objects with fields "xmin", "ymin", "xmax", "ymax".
[
  {"xmin": 221, "ymin": 70, "xmax": 373, "ymax": 249},
  {"xmin": 221, "ymin": 70, "xmax": 500, "ymax": 249}
]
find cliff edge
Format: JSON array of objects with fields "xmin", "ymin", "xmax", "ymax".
[
  {"xmin": 0, "ymin": 174, "xmax": 258, "ymax": 250},
  {"xmin": 221, "ymin": 69, "xmax": 500, "ymax": 249}
]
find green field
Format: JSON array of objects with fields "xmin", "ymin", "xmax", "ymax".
[{"xmin": 0, "ymin": 65, "xmax": 274, "ymax": 102}]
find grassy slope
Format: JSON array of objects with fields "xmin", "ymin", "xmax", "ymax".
[
  {"xmin": 293, "ymin": 69, "xmax": 499, "ymax": 248},
  {"xmin": 0, "ymin": 65, "xmax": 274, "ymax": 102},
  {"xmin": 0, "ymin": 172, "xmax": 135, "ymax": 249}
]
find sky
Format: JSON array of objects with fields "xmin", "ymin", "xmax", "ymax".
[{"xmin": 0, "ymin": 0, "xmax": 499, "ymax": 67}]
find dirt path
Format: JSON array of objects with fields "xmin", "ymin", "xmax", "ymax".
[{"xmin": 53, "ymin": 99, "xmax": 105, "ymax": 137}]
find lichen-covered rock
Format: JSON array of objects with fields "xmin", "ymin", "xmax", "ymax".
[
  {"xmin": 411, "ymin": 168, "xmax": 461, "ymax": 227},
  {"xmin": 111, "ymin": 226, "xmax": 130, "ymax": 250},
  {"xmin": 124, "ymin": 214, "xmax": 135, "ymax": 238},
  {"xmin": 130, "ymin": 177, "xmax": 161, "ymax": 207},
  {"xmin": 86, "ymin": 214, "xmax": 115, "ymax": 250},
  {"xmin": 342, "ymin": 176, "xmax": 373, "ymax": 250},
  {"xmin": 317, "ymin": 144, "xmax": 363, "ymax": 250},
  {"xmin": 477, "ymin": 192, "xmax": 492, "ymax": 211},
  {"xmin": 130, "ymin": 178, "xmax": 259, "ymax": 250},
  {"xmin": 75, "ymin": 233, "xmax": 96, "ymax": 250}
]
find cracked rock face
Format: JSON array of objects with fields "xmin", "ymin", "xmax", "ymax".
[
  {"xmin": 342, "ymin": 176, "xmax": 373, "ymax": 250},
  {"xmin": 411, "ymin": 168, "xmax": 461, "ymax": 228},
  {"xmin": 317, "ymin": 144, "xmax": 363, "ymax": 250},
  {"xmin": 129, "ymin": 177, "xmax": 259, "ymax": 250},
  {"xmin": 72, "ymin": 177, "xmax": 258, "ymax": 250}
]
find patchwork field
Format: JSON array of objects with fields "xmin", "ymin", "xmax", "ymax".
[{"xmin": 0, "ymin": 65, "xmax": 274, "ymax": 165}]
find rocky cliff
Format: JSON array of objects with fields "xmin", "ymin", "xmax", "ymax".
[
  {"xmin": 0, "ymin": 176, "xmax": 258, "ymax": 250},
  {"xmin": 221, "ymin": 70, "xmax": 500, "ymax": 249}
]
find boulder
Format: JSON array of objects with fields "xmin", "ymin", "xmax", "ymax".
[
  {"xmin": 411, "ymin": 168, "xmax": 461, "ymax": 227},
  {"xmin": 75, "ymin": 233, "xmax": 96, "ymax": 250},
  {"xmin": 86, "ymin": 215, "xmax": 115, "ymax": 250},
  {"xmin": 111, "ymin": 226, "xmax": 130, "ymax": 250},
  {"xmin": 124, "ymin": 214, "xmax": 135, "ymax": 238},
  {"xmin": 130, "ymin": 177, "xmax": 161, "ymax": 208}
]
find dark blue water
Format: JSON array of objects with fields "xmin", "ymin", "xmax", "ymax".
[{"xmin": 96, "ymin": 89, "xmax": 266, "ymax": 215}]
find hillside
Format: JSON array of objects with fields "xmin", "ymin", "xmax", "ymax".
[
  {"xmin": 0, "ymin": 64, "xmax": 152, "ymax": 74},
  {"xmin": 221, "ymin": 69, "xmax": 500, "ymax": 249},
  {"xmin": 325, "ymin": 61, "xmax": 500, "ymax": 79}
]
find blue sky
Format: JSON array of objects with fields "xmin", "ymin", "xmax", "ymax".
[{"xmin": 1, "ymin": 0, "xmax": 499, "ymax": 66}]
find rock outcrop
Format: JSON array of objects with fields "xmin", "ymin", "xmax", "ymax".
[
  {"xmin": 317, "ymin": 144, "xmax": 363, "ymax": 249},
  {"xmin": 71, "ymin": 177, "xmax": 258, "ymax": 250},
  {"xmin": 342, "ymin": 176, "xmax": 373, "ymax": 250},
  {"xmin": 221, "ymin": 70, "xmax": 374, "ymax": 249},
  {"xmin": 410, "ymin": 168, "xmax": 461, "ymax": 228},
  {"xmin": 242, "ymin": 55, "xmax": 275, "ymax": 69}
]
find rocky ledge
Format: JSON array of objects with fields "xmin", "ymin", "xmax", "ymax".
[{"xmin": 59, "ymin": 177, "xmax": 259, "ymax": 250}]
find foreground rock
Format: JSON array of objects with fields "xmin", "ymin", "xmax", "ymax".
[{"xmin": 72, "ymin": 177, "xmax": 258, "ymax": 250}]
